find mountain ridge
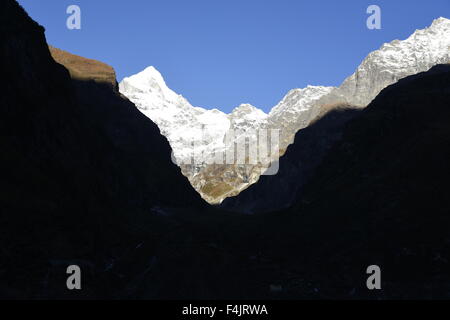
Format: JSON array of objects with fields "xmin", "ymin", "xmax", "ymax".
[{"xmin": 119, "ymin": 17, "xmax": 450, "ymax": 204}]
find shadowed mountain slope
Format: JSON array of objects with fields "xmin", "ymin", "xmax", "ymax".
[
  {"xmin": 0, "ymin": 0, "xmax": 205, "ymax": 298},
  {"xmin": 221, "ymin": 104, "xmax": 362, "ymax": 213},
  {"xmin": 149, "ymin": 65, "xmax": 450, "ymax": 299},
  {"xmin": 276, "ymin": 65, "xmax": 450, "ymax": 297},
  {"xmin": 212, "ymin": 65, "xmax": 450, "ymax": 299}
]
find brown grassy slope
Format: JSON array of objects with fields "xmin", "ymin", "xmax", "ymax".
[{"xmin": 49, "ymin": 46, "xmax": 117, "ymax": 89}]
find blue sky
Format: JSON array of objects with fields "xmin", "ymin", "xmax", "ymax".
[{"xmin": 18, "ymin": 0, "xmax": 449, "ymax": 113}]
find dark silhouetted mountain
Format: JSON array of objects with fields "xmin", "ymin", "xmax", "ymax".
[
  {"xmin": 212, "ymin": 65, "xmax": 450, "ymax": 299},
  {"xmin": 0, "ymin": 0, "xmax": 205, "ymax": 298},
  {"xmin": 241, "ymin": 64, "xmax": 450, "ymax": 298}
]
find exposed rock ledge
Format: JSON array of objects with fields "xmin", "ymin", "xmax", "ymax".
[{"xmin": 49, "ymin": 45, "xmax": 118, "ymax": 90}]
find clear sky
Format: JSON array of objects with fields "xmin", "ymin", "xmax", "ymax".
[{"xmin": 18, "ymin": 0, "xmax": 449, "ymax": 113}]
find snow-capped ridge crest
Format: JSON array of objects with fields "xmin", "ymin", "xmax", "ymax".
[
  {"xmin": 335, "ymin": 16, "xmax": 450, "ymax": 107},
  {"xmin": 431, "ymin": 17, "xmax": 449, "ymax": 27},
  {"xmin": 231, "ymin": 103, "xmax": 267, "ymax": 118}
]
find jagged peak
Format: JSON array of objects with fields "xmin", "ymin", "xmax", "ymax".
[
  {"xmin": 229, "ymin": 104, "xmax": 268, "ymax": 122},
  {"xmin": 362, "ymin": 17, "xmax": 450, "ymax": 60},
  {"xmin": 232, "ymin": 103, "xmax": 262, "ymax": 113},
  {"xmin": 125, "ymin": 66, "xmax": 167, "ymax": 86},
  {"xmin": 431, "ymin": 16, "xmax": 450, "ymax": 26},
  {"xmin": 140, "ymin": 65, "xmax": 164, "ymax": 78},
  {"xmin": 120, "ymin": 65, "xmax": 181, "ymax": 102},
  {"xmin": 412, "ymin": 16, "xmax": 449, "ymax": 36}
]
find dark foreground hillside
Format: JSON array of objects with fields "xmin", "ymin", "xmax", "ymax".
[
  {"xmin": 283, "ymin": 64, "xmax": 450, "ymax": 298},
  {"xmin": 171, "ymin": 65, "xmax": 450, "ymax": 299},
  {"xmin": 0, "ymin": 0, "xmax": 449, "ymax": 299},
  {"xmin": 0, "ymin": 0, "xmax": 206, "ymax": 298}
]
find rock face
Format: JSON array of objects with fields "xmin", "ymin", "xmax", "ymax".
[
  {"xmin": 119, "ymin": 17, "xmax": 450, "ymax": 204},
  {"xmin": 267, "ymin": 86, "xmax": 335, "ymax": 151}
]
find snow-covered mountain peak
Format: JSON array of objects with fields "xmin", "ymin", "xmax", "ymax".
[
  {"xmin": 119, "ymin": 66, "xmax": 180, "ymax": 103},
  {"xmin": 232, "ymin": 103, "xmax": 257, "ymax": 112},
  {"xmin": 139, "ymin": 65, "xmax": 164, "ymax": 81},
  {"xmin": 128, "ymin": 66, "xmax": 165, "ymax": 87},
  {"xmin": 228, "ymin": 103, "xmax": 268, "ymax": 131},
  {"xmin": 231, "ymin": 103, "xmax": 267, "ymax": 120}
]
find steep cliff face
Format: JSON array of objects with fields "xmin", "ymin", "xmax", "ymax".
[{"xmin": 0, "ymin": 0, "xmax": 204, "ymax": 298}]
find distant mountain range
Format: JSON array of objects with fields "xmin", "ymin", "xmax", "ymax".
[{"xmin": 119, "ymin": 17, "xmax": 450, "ymax": 204}]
